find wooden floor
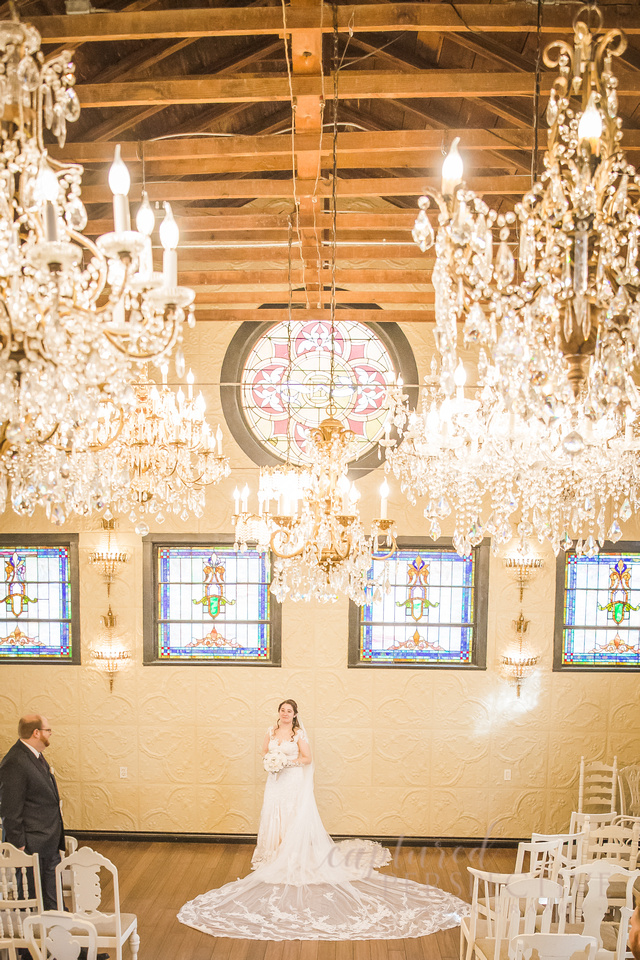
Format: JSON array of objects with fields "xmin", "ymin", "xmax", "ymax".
[{"xmin": 92, "ymin": 839, "xmax": 518, "ymax": 960}]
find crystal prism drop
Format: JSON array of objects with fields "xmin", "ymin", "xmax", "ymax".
[
  {"xmin": 561, "ymin": 532, "xmax": 573, "ymax": 551},
  {"xmin": 608, "ymin": 519, "xmax": 623, "ymax": 542},
  {"xmin": 620, "ymin": 498, "xmax": 632, "ymax": 521},
  {"xmin": 546, "ymin": 91, "xmax": 558, "ymax": 127}
]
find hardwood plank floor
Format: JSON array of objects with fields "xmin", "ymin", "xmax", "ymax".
[{"xmin": 90, "ymin": 840, "xmax": 517, "ymax": 960}]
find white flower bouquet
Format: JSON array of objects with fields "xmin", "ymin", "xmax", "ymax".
[{"xmin": 263, "ymin": 750, "xmax": 288, "ymax": 774}]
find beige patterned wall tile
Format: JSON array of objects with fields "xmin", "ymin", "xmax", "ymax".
[
  {"xmin": 372, "ymin": 673, "xmax": 434, "ymax": 728},
  {"xmin": 197, "ymin": 727, "xmax": 257, "ymax": 786},
  {"xmin": 137, "ymin": 671, "xmax": 197, "ymax": 724},
  {"xmin": 430, "ymin": 731, "xmax": 491, "ymax": 789},
  {"xmin": 198, "ymin": 785, "xmax": 256, "ymax": 832},
  {"xmin": 548, "ymin": 674, "xmax": 612, "ymax": 727},
  {"xmin": 489, "ymin": 732, "xmax": 550, "ymax": 789},
  {"xmin": 314, "ymin": 727, "xmax": 373, "ymax": 787},
  {"xmin": 606, "ymin": 733, "xmax": 640, "ymax": 766},
  {"xmin": 21, "ymin": 669, "xmax": 83, "ymax": 724},
  {"xmin": 432, "ymin": 788, "xmax": 489, "ymax": 838},
  {"xmin": 50, "ymin": 725, "xmax": 82, "ymax": 782},
  {"xmin": 546, "ymin": 790, "xmax": 577, "ymax": 834},
  {"xmin": 315, "ymin": 786, "xmax": 374, "ymax": 835},
  {"xmin": 313, "ymin": 673, "xmax": 375, "ymax": 727},
  {"xmin": 370, "ymin": 787, "xmax": 430, "ymax": 836},
  {"xmin": 80, "ymin": 725, "xmax": 139, "ymax": 782},
  {"xmin": 547, "ymin": 730, "xmax": 604, "ymax": 791},
  {"xmin": 139, "ymin": 727, "xmax": 197, "ymax": 785},
  {"xmin": 79, "ymin": 671, "xmax": 137, "ymax": 726},
  {"xmin": 432, "ymin": 676, "xmax": 497, "ymax": 731},
  {"xmin": 372, "ymin": 731, "xmax": 430, "ymax": 788},
  {"xmin": 61, "ymin": 782, "xmax": 82, "ymax": 831},
  {"xmin": 609, "ymin": 692, "xmax": 640, "ymax": 733},
  {"xmin": 82, "ymin": 782, "xmax": 139, "ymax": 830},
  {"xmin": 139, "ymin": 785, "xmax": 202, "ymax": 832},
  {"xmin": 486, "ymin": 788, "xmax": 547, "ymax": 839}
]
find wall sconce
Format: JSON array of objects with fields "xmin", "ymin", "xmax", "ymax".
[
  {"xmin": 89, "ymin": 518, "xmax": 129, "ymax": 596},
  {"xmin": 500, "ymin": 553, "xmax": 543, "ymax": 697},
  {"xmin": 89, "ymin": 519, "xmax": 131, "ymax": 691},
  {"xmin": 91, "ymin": 605, "xmax": 131, "ymax": 692}
]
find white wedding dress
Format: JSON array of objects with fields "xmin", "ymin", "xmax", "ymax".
[{"xmin": 178, "ymin": 727, "xmax": 468, "ymax": 941}]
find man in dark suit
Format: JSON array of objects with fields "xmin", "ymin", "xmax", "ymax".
[{"xmin": 0, "ymin": 714, "xmax": 65, "ymax": 909}]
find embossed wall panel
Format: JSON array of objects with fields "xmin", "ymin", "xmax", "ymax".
[{"xmin": 1, "ymin": 321, "xmax": 638, "ymax": 840}]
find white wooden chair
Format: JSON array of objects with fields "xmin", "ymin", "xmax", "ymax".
[
  {"xmin": 570, "ymin": 813, "xmax": 618, "ymax": 835},
  {"xmin": 55, "ymin": 847, "xmax": 139, "ymax": 960},
  {"xmin": 0, "ymin": 942, "xmax": 17, "ymax": 960},
  {"xmin": 0, "ymin": 843, "xmax": 44, "ymax": 955},
  {"xmin": 515, "ymin": 839, "xmax": 567, "ymax": 882},
  {"xmin": 23, "ymin": 913, "xmax": 98, "ymax": 960},
  {"xmin": 460, "ymin": 868, "xmax": 518, "ymax": 960},
  {"xmin": 531, "ymin": 833, "xmax": 589, "ymax": 923},
  {"xmin": 578, "ymin": 758, "xmax": 618, "ymax": 815},
  {"xmin": 512, "ymin": 933, "xmax": 597, "ymax": 960},
  {"xmin": 473, "ymin": 876, "xmax": 567, "ymax": 960},
  {"xmin": 559, "ymin": 862, "xmax": 640, "ymax": 960},
  {"xmin": 583, "ymin": 823, "xmax": 640, "ymax": 870},
  {"xmin": 617, "ymin": 766, "xmax": 640, "ymax": 818}
]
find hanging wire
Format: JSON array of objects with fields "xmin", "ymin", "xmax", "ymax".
[
  {"xmin": 328, "ymin": 2, "xmax": 339, "ymax": 415},
  {"xmin": 532, "ymin": 0, "xmax": 544, "ymax": 186},
  {"xmin": 285, "ymin": 215, "xmax": 295, "ymax": 463}
]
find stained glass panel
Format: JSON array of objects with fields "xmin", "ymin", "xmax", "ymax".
[
  {"xmin": 0, "ymin": 546, "xmax": 73, "ymax": 660},
  {"xmin": 241, "ymin": 318, "xmax": 398, "ymax": 465},
  {"xmin": 152, "ymin": 544, "xmax": 277, "ymax": 663},
  {"xmin": 559, "ymin": 551, "xmax": 640, "ymax": 667},
  {"xmin": 351, "ymin": 546, "xmax": 485, "ymax": 666}
]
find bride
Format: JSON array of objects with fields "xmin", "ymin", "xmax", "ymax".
[{"xmin": 178, "ymin": 698, "xmax": 468, "ymax": 941}]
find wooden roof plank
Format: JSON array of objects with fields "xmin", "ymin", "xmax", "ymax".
[{"xmin": 32, "ymin": 4, "xmax": 635, "ymax": 42}]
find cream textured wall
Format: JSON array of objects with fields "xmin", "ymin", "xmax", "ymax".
[{"xmin": 0, "ymin": 314, "xmax": 638, "ymax": 841}]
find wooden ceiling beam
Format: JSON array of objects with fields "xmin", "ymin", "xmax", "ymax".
[
  {"xmin": 33, "ymin": 5, "xmax": 631, "ymax": 43},
  {"xmin": 54, "ymin": 128, "xmax": 548, "ymax": 164},
  {"xmin": 183, "ymin": 290, "xmax": 432, "ymax": 304},
  {"xmin": 84, "ymin": 211, "xmax": 422, "ymax": 234},
  {"xmin": 179, "ymin": 269, "xmax": 433, "ymax": 284},
  {"xmin": 75, "ymin": 71, "xmax": 580, "ymax": 108},
  {"xmin": 194, "ymin": 308, "xmax": 433, "ymax": 322},
  {"xmin": 80, "ymin": 174, "xmax": 531, "ymax": 203}
]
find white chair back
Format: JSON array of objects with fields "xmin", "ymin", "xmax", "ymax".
[
  {"xmin": 531, "ymin": 832, "xmax": 587, "ymax": 873},
  {"xmin": 0, "ymin": 843, "xmax": 44, "ymax": 947},
  {"xmin": 578, "ymin": 757, "xmax": 618, "ymax": 815},
  {"xmin": 512, "ymin": 933, "xmax": 597, "ymax": 960},
  {"xmin": 560, "ymin": 862, "xmax": 640, "ymax": 958},
  {"xmin": 23, "ymin": 912, "xmax": 97, "ymax": 960},
  {"xmin": 515, "ymin": 838, "xmax": 566, "ymax": 881},
  {"xmin": 569, "ymin": 811, "xmax": 617, "ymax": 834},
  {"xmin": 583, "ymin": 822, "xmax": 640, "ymax": 869},
  {"xmin": 617, "ymin": 765, "xmax": 640, "ymax": 818}
]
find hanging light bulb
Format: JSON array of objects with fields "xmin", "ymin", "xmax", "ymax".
[
  {"xmin": 136, "ymin": 191, "xmax": 155, "ymax": 236},
  {"xmin": 578, "ymin": 90, "xmax": 603, "ymax": 156},
  {"xmin": 441, "ymin": 137, "xmax": 464, "ymax": 196},
  {"xmin": 108, "ymin": 144, "xmax": 131, "ymax": 233}
]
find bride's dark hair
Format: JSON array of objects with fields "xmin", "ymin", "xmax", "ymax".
[{"xmin": 277, "ymin": 698, "xmax": 300, "ymax": 740}]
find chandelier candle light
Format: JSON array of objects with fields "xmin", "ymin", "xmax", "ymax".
[
  {"xmin": 402, "ymin": 2, "xmax": 640, "ymax": 558},
  {"xmin": 0, "ymin": 12, "xmax": 194, "ymax": 524}
]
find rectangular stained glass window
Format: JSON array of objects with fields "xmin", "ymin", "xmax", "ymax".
[
  {"xmin": 349, "ymin": 540, "xmax": 488, "ymax": 668},
  {"xmin": 554, "ymin": 546, "xmax": 640, "ymax": 670},
  {"xmin": 0, "ymin": 537, "xmax": 79, "ymax": 663},
  {"xmin": 143, "ymin": 537, "xmax": 281, "ymax": 665}
]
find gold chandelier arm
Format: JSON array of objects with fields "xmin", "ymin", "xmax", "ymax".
[{"xmin": 270, "ymin": 525, "xmax": 305, "ymax": 560}]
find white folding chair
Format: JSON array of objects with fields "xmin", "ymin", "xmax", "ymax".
[
  {"xmin": 55, "ymin": 846, "xmax": 139, "ymax": 960},
  {"xmin": 23, "ymin": 912, "xmax": 98, "ymax": 960}
]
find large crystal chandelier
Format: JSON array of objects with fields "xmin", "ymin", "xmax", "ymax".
[
  {"xmin": 99, "ymin": 367, "xmax": 229, "ymax": 529},
  {"xmin": 0, "ymin": 14, "xmax": 193, "ymax": 521},
  {"xmin": 402, "ymin": 2, "xmax": 640, "ymax": 557},
  {"xmin": 233, "ymin": 414, "xmax": 397, "ymax": 604}
]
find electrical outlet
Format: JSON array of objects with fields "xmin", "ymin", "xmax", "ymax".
[
  {"xmin": 503, "ymin": 768, "xmax": 511, "ymax": 781},
  {"xmin": 120, "ymin": 766, "xmax": 128, "ymax": 779}
]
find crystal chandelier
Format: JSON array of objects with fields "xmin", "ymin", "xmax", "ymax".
[
  {"xmin": 0, "ymin": 14, "xmax": 193, "ymax": 522},
  {"xmin": 233, "ymin": 414, "xmax": 397, "ymax": 604},
  {"xmin": 100, "ymin": 367, "xmax": 229, "ymax": 529},
  {"xmin": 404, "ymin": 2, "xmax": 640, "ymax": 557}
]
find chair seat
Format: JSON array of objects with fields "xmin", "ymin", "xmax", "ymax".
[
  {"xmin": 69, "ymin": 915, "xmax": 137, "ymax": 941},
  {"xmin": 475, "ymin": 937, "xmax": 511, "ymax": 960}
]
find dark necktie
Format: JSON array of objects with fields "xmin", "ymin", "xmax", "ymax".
[{"xmin": 39, "ymin": 753, "xmax": 50, "ymax": 773}]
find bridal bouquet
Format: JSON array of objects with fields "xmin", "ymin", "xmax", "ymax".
[{"xmin": 263, "ymin": 749, "xmax": 288, "ymax": 774}]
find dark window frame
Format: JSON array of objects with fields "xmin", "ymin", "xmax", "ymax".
[
  {"xmin": 0, "ymin": 534, "xmax": 80, "ymax": 665},
  {"xmin": 143, "ymin": 534, "xmax": 281, "ymax": 666},
  {"xmin": 348, "ymin": 537, "xmax": 489, "ymax": 669},
  {"xmin": 553, "ymin": 541, "xmax": 640, "ymax": 672}
]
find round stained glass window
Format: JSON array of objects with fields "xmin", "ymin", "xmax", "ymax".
[{"xmin": 221, "ymin": 316, "xmax": 418, "ymax": 472}]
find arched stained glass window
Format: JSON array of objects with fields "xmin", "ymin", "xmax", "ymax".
[{"xmin": 221, "ymin": 317, "xmax": 418, "ymax": 472}]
